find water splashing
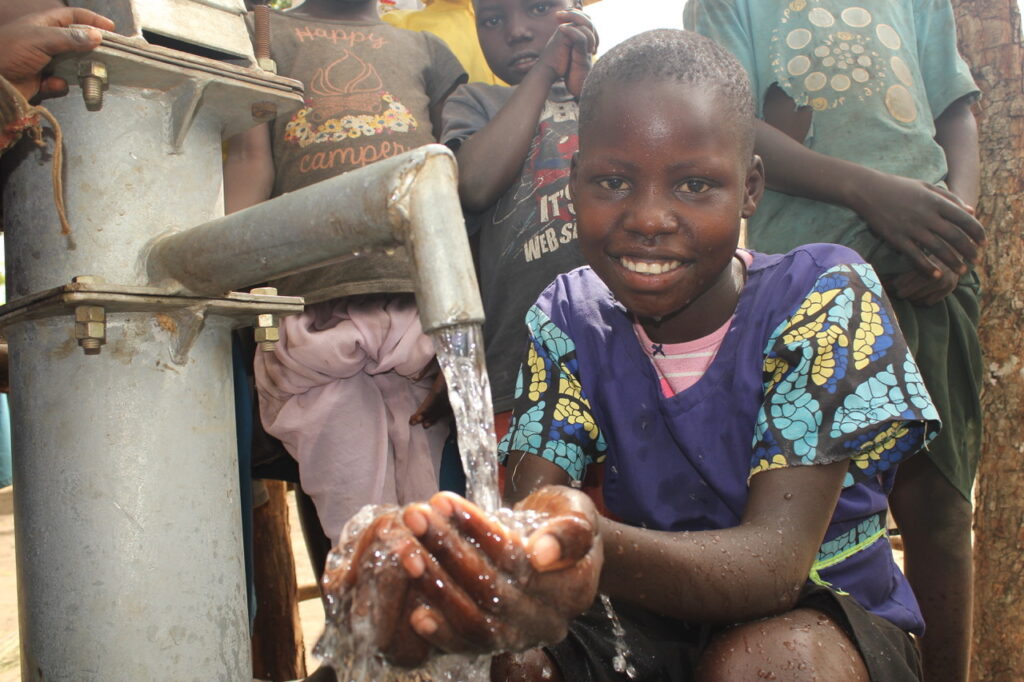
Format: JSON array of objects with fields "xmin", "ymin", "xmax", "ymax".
[
  {"xmin": 601, "ymin": 594, "xmax": 637, "ymax": 679},
  {"xmin": 315, "ymin": 505, "xmax": 493, "ymax": 682}
]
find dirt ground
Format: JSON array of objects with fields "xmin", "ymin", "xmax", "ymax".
[{"xmin": 0, "ymin": 486, "xmax": 324, "ymax": 682}]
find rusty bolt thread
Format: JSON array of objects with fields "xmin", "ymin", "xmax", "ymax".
[
  {"xmin": 82, "ymin": 76, "xmax": 103, "ymax": 111},
  {"xmin": 254, "ymin": 4, "xmax": 271, "ymax": 60},
  {"xmin": 79, "ymin": 337, "xmax": 103, "ymax": 355}
]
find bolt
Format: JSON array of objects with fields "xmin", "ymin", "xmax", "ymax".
[
  {"xmin": 252, "ymin": 288, "xmax": 280, "ymax": 352},
  {"xmin": 77, "ymin": 61, "xmax": 108, "ymax": 112},
  {"xmin": 254, "ymin": 4, "xmax": 271, "ymax": 59},
  {"xmin": 254, "ymin": 314, "xmax": 279, "ymax": 352},
  {"xmin": 74, "ymin": 305, "xmax": 106, "ymax": 355}
]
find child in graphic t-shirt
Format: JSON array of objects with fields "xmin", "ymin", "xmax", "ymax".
[{"xmin": 440, "ymin": 0, "xmax": 596, "ymax": 432}]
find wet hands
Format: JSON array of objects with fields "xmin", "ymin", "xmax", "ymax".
[
  {"xmin": 853, "ymin": 170, "xmax": 984, "ymax": 287},
  {"xmin": 0, "ymin": 8, "xmax": 115, "ymax": 101},
  {"xmin": 538, "ymin": 10, "xmax": 598, "ymax": 97},
  {"xmin": 325, "ymin": 487, "xmax": 603, "ymax": 669}
]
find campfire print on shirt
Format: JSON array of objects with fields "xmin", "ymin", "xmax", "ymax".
[{"xmin": 284, "ymin": 50, "xmax": 418, "ymax": 148}]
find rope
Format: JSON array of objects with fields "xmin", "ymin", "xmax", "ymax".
[{"xmin": 1, "ymin": 75, "xmax": 72, "ymax": 237}]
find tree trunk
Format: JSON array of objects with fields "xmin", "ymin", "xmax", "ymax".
[
  {"xmin": 950, "ymin": 2, "xmax": 1024, "ymax": 679},
  {"xmin": 251, "ymin": 480, "xmax": 307, "ymax": 681}
]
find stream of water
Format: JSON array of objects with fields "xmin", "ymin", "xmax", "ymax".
[{"xmin": 430, "ymin": 324, "xmax": 500, "ymax": 513}]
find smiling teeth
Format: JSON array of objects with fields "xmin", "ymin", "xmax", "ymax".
[{"xmin": 620, "ymin": 257, "xmax": 682, "ymax": 275}]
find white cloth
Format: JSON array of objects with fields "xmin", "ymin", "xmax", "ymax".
[{"xmin": 255, "ymin": 295, "xmax": 447, "ymax": 543}]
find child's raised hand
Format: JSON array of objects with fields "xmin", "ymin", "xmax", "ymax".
[
  {"xmin": 538, "ymin": 9, "xmax": 598, "ymax": 97},
  {"xmin": 853, "ymin": 170, "xmax": 985, "ymax": 280}
]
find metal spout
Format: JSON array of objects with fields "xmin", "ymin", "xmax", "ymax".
[{"xmin": 146, "ymin": 144, "xmax": 484, "ymax": 333}]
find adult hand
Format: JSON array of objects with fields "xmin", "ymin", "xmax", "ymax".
[
  {"xmin": 325, "ymin": 487, "xmax": 603, "ymax": 668},
  {"xmin": 0, "ymin": 7, "xmax": 115, "ymax": 101},
  {"xmin": 537, "ymin": 9, "xmax": 598, "ymax": 97},
  {"xmin": 851, "ymin": 170, "xmax": 985, "ymax": 280}
]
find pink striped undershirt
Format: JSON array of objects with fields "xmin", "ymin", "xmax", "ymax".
[{"xmin": 633, "ymin": 251, "xmax": 751, "ymax": 397}]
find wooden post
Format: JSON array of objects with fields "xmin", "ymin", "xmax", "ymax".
[
  {"xmin": 950, "ymin": 2, "xmax": 1024, "ymax": 679},
  {"xmin": 251, "ymin": 480, "xmax": 307, "ymax": 681}
]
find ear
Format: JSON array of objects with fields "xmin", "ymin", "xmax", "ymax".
[
  {"xmin": 741, "ymin": 155, "xmax": 766, "ymax": 219},
  {"xmin": 568, "ymin": 150, "xmax": 580, "ymax": 202}
]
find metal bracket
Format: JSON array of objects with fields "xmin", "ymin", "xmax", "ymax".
[
  {"xmin": 167, "ymin": 77, "xmax": 209, "ymax": 152},
  {"xmin": 0, "ymin": 281, "xmax": 304, "ymax": 364}
]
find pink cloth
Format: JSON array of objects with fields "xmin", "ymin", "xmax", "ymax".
[{"xmin": 254, "ymin": 295, "xmax": 447, "ymax": 543}]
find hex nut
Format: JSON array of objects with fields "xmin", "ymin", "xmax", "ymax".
[
  {"xmin": 256, "ymin": 313, "xmax": 276, "ymax": 328},
  {"xmin": 77, "ymin": 61, "xmax": 108, "ymax": 83},
  {"xmin": 250, "ymin": 287, "xmax": 279, "ymax": 297},
  {"xmin": 75, "ymin": 306, "xmax": 105, "ymax": 323},
  {"xmin": 73, "ymin": 305, "xmax": 106, "ymax": 355},
  {"xmin": 75, "ymin": 321, "xmax": 106, "ymax": 339},
  {"xmin": 254, "ymin": 326, "xmax": 280, "ymax": 344}
]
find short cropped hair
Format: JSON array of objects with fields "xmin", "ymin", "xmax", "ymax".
[{"xmin": 579, "ymin": 29, "xmax": 756, "ymax": 156}]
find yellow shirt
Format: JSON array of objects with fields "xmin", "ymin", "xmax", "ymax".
[{"xmin": 382, "ymin": 0, "xmax": 503, "ymax": 85}]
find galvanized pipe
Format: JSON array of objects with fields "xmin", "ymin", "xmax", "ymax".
[
  {"xmin": 146, "ymin": 144, "xmax": 485, "ymax": 333},
  {"xmin": 0, "ymin": 41, "xmax": 297, "ymax": 681},
  {"xmin": 6, "ymin": 314, "xmax": 249, "ymax": 682}
]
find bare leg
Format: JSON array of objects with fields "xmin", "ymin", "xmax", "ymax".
[
  {"xmin": 491, "ymin": 650, "xmax": 565, "ymax": 682},
  {"xmin": 697, "ymin": 608, "xmax": 869, "ymax": 682},
  {"xmin": 294, "ymin": 482, "xmax": 333, "ymax": 583},
  {"xmin": 889, "ymin": 453, "xmax": 973, "ymax": 682}
]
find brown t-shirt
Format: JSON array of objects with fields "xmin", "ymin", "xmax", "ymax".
[{"xmin": 266, "ymin": 11, "xmax": 466, "ymax": 299}]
